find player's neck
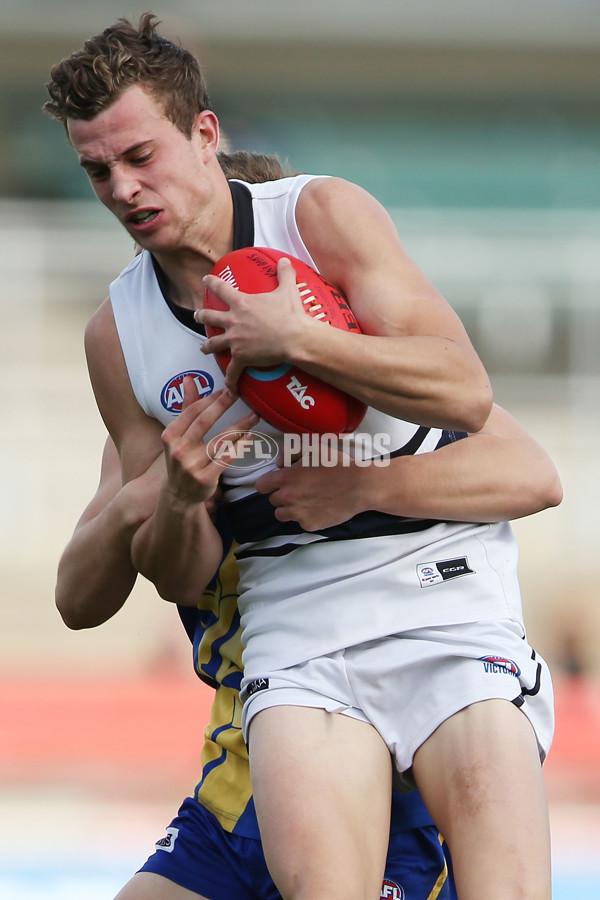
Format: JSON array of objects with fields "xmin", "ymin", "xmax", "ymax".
[
  {"xmin": 152, "ymin": 181, "xmax": 234, "ymax": 310},
  {"xmin": 152, "ymin": 250, "xmax": 212, "ymax": 311}
]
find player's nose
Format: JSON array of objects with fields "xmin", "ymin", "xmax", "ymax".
[{"xmin": 111, "ymin": 167, "xmax": 141, "ymax": 204}]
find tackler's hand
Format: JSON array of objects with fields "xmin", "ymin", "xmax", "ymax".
[
  {"xmin": 256, "ymin": 444, "xmax": 369, "ymax": 532},
  {"xmin": 161, "ymin": 378, "xmax": 258, "ymax": 505}
]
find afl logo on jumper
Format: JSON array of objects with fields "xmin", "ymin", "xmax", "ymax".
[
  {"xmin": 161, "ymin": 370, "xmax": 215, "ymax": 414},
  {"xmin": 381, "ymin": 879, "xmax": 405, "ymax": 900},
  {"xmin": 417, "ymin": 556, "xmax": 474, "ymax": 588}
]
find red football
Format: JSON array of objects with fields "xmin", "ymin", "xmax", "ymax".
[{"xmin": 203, "ymin": 247, "xmax": 367, "ymax": 434}]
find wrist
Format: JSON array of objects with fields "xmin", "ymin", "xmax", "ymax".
[
  {"xmin": 350, "ymin": 460, "xmax": 385, "ymax": 516},
  {"xmin": 286, "ymin": 316, "xmax": 331, "ymax": 368},
  {"xmin": 162, "ymin": 483, "xmax": 209, "ymax": 515},
  {"xmin": 360, "ymin": 454, "xmax": 412, "ymax": 518}
]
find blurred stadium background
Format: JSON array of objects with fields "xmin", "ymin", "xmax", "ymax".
[{"xmin": 1, "ymin": 1, "xmax": 600, "ymax": 896}]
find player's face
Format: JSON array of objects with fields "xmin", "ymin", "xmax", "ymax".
[{"xmin": 68, "ymin": 84, "xmax": 218, "ymax": 253}]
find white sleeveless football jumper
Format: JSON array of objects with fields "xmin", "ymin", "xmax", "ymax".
[{"xmin": 110, "ymin": 175, "xmax": 554, "ymax": 776}]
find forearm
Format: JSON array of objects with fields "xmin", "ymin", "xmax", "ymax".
[
  {"xmin": 131, "ymin": 486, "xmax": 223, "ymax": 606},
  {"xmin": 289, "ymin": 325, "xmax": 492, "ymax": 433},
  {"xmin": 363, "ymin": 434, "xmax": 562, "ymax": 523},
  {"xmin": 258, "ymin": 405, "xmax": 562, "ymax": 531},
  {"xmin": 199, "ymin": 240, "xmax": 492, "ymax": 432},
  {"xmin": 56, "ymin": 499, "xmax": 139, "ymax": 629}
]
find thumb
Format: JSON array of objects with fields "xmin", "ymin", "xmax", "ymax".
[{"xmin": 276, "ymin": 256, "xmax": 297, "ymax": 287}]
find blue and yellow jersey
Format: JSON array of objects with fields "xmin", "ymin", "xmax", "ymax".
[
  {"xmin": 178, "ymin": 541, "xmax": 441, "ymax": 840},
  {"xmin": 178, "ymin": 542, "xmax": 261, "ymax": 838}
]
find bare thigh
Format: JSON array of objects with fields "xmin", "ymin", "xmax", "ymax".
[
  {"xmin": 248, "ymin": 705, "xmax": 392, "ymax": 900},
  {"xmin": 412, "ymin": 698, "xmax": 551, "ymax": 900},
  {"xmin": 114, "ymin": 872, "xmax": 209, "ymax": 900}
]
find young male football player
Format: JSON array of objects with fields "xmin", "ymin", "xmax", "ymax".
[{"xmin": 46, "ymin": 17, "xmax": 558, "ymax": 900}]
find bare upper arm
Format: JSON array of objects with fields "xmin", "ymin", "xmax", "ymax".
[
  {"xmin": 84, "ymin": 299, "xmax": 164, "ymax": 483},
  {"xmin": 472, "ymin": 404, "xmax": 539, "ymax": 443},
  {"xmin": 296, "ymin": 177, "xmax": 476, "ymax": 350}
]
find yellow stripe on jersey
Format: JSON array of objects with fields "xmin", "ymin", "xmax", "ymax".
[
  {"xmin": 192, "ymin": 543, "xmax": 255, "ymax": 833},
  {"xmin": 195, "ymin": 683, "xmax": 253, "ymax": 831},
  {"xmin": 425, "ymin": 835, "xmax": 450, "ymax": 900},
  {"xmin": 195, "ymin": 544, "xmax": 243, "ymax": 681}
]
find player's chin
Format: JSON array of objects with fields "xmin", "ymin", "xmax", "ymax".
[{"xmin": 124, "ymin": 218, "xmax": 170, "ymax": 249}]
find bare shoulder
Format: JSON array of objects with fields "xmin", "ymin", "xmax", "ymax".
[
  {"xmin": 299, "ymin": 175, "xmax": 380, "ymax": 210},
  {"xmin": 84, "ymin": 297, "xmax": 128, "ymax": 401},
  {"xmin": 296, "ymin": 177, "xmax": 407, "ymax": 292},
  {"xmin": 298, "ymin": 177, "xmax": 396, "ymax": 241},
  {"xmin": 84, "ymin": 296, "xmax": 119, "ymax": 358},
  {"xmin": 83, "ymin": 298, "xmax": 163, "ymax": 477},
  {"xmin": 85, "ymin": 296, "xmax": 113, "ymax": 331},
  {"xmin": 84, "ymin": 297, "xmax": 126, "ymax": 400}
]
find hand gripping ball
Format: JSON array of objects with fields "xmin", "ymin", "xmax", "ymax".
[{"xmin": 203, "ymin": 247, "xmax": 367, "ymax": 434}]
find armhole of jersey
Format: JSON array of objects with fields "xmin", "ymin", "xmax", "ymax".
[{"xmin": 286, "ymin": 174, "xmax": 330, "ymax": 269}]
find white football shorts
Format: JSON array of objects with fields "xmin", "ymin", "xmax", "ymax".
[{"xmin": 240, "ymin": 617, "xmax": 554, "ymax": 789}]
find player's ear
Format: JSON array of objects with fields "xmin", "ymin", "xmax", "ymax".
[{"xmin": 194, "ymin": 110, "xmax": 220, "ymax": 159}]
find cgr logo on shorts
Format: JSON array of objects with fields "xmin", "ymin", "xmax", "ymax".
[
  {"xmin": 417, "ymin": 556, "xmax": 474, "ymax": 588},
  {"xmin": 381, "ymin": 879, "xmax": 405, "ymax": 900},
  {"xmin": 161, "ymin": 370, "xmax": 214, "ymax": 414},
  {"xmin": 155, "ymin": 826, "xmax": 179, "ymax": 853}
]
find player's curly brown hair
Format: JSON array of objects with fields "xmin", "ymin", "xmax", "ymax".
[{"xmin": 43, "ymin": 12, "xmax": 211, "ymax": 139}]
